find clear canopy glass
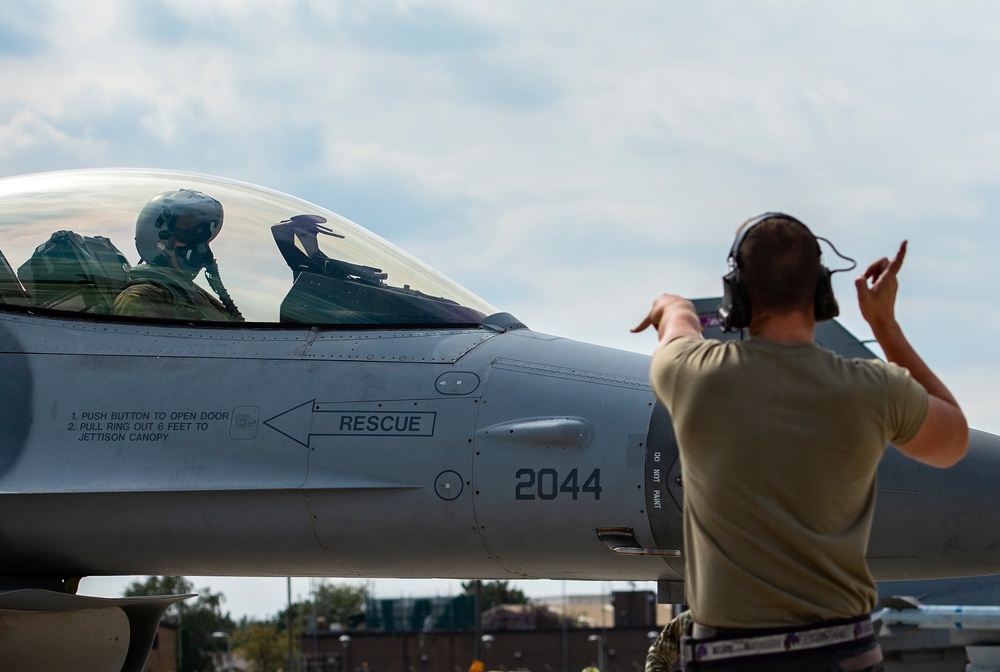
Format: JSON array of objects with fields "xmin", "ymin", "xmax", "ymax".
[{"xmin": 0, "ymin": 169, "xmax": 495, "ymax": 325}]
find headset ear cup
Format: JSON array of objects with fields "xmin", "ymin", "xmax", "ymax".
[
  {"xmin": 814, "ymin": 266, "xmax": 839, "ymax": 321},
  {"xmin": 720, "ymin": 269, "xmax": 751, "ymax": 331}
]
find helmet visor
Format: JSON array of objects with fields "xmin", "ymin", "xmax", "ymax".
[{"xmin": 171, "ymin": 213, "xmax": 217, "ymax": 246}]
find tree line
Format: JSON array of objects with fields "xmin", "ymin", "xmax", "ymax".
[{"xmin": 124, "ymin": 577, "xmax": 533, "ymax": 672}]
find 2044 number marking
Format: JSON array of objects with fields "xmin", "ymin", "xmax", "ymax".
[{"xmin": 515, "ymin": 468, "xmax": 602, "ymax": 500}]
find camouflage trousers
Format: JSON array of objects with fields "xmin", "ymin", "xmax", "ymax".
[{"xmin": 645, "ymin": 610, "xmax": 694, "ymax": 672}]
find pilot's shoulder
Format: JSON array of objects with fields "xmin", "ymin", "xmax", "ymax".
[
  {"xmin": 126, "ymin": 264, "xmax": 187, "ymax": 285},
  {"xmin": 115, "ymin": 280, "xmax": 175, "ymax": 303},
  {"xmin": 113, "ymin": 280, "xmax": 176, "ymax": 318}
]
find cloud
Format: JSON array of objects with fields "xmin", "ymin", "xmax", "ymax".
[
  {"xmin": 320, "ymin": 1, "xmax": 497, "ymax": 55},
  {"xmin": 0, "ymin": 4, "xmax": 51, "ymax": 57}
]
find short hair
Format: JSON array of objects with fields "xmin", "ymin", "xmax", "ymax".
[{"xmin": 737, "ymin": 216, "xmax": 822, "ymax": 317}]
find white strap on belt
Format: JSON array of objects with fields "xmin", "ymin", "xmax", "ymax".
[{"xmin": 689, "ymin": 617, "xmax": 874, "ymax": 664}]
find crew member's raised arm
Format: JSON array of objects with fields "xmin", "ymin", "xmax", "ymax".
[
  {"xmin": 856, "ymin": 241, "xmax": 969, "ymax": 468},
  {"xmin": 631, "ymin": 293, "xmax": 703, "ymax": 349}
]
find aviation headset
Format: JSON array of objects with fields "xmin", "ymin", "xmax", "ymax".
[{"xmin": 718, "ymin": 212, "xmax": 840, "ymax": 332}]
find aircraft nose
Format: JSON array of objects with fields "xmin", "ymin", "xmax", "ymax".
[
  {"xmin": 868, "ymin": 428, "xmax": 1000, "ymax": 580},
  {"xmin": 643, "ymin": 402, "xmax": 685, "ymax": 556},
  {"xmin": 0, "ymin": 322, "xmax": 32, "ymax": 477}
]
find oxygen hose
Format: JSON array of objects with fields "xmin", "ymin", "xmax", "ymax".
[{"xmin": 204, "ymin": 260, "xmax": 244, "ymax": 322}]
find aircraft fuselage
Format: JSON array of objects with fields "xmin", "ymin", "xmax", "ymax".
[{"xmin": 1, "ymin": 311, "xmax": 998, "ymax": 587}]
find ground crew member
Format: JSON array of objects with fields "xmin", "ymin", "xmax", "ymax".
[{"xmin": 633, "ymin": 213, "xmax": 968, "ymax": 671}]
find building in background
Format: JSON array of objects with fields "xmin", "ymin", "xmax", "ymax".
[
  {"xmin": 302, "ymin": 591, "xmax": 663, "ymax": 672},
  {"xmin": 145, "ymin": 622, "xmax": 178, "ymax": 672}
]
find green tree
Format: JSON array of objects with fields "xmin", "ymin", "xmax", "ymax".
[
  {"xmin": 461, "ymin": 580, "xmax": 529, "ymax": 608},
  {"xmin": 123, "ymin": 575, "xmax": 194, "ymax": 618},
  {"xmin": 235, "ymin": 623, "xmax": 286, "ymax": 672},
  {"xmin": 308, "ymin": 581, "xmax": 370, "ymax": 628},
  {"xmin": 248, "ymin": 580, "xmax": 368, "ymax": 667},
  {"xmin": 124, "ymin": 575, "xmax": 233, "ymax": 672}
]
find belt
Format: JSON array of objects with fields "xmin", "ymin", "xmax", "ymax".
[{"xmin": 682, "ymin": 615, "xmax": 875, "ymax": 666}]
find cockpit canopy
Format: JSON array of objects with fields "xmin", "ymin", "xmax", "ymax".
[{"xmin": 0, "ymin": 169, "xmax": 496, "ymax": 325}]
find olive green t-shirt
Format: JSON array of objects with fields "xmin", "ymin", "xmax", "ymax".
[{"xmin": 651, "ymin": 336, "xmax": 928, "ymax": 629}]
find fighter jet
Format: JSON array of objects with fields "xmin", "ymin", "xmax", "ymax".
[
  {"xmin": 876, "ymin": 596, "xmax": 1000, "ymax": 670},
  {"xmin": 1, "ymin": 168, "xmax": 998, "ymax": 671}
]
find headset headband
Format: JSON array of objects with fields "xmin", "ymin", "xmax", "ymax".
[
  {"xmin": 728, "ymin": 212, "xmax": 818, "ymax": 264},
  {"xmin": 719, "ymin": 212, "xmax": 842, "ymax": 332}
]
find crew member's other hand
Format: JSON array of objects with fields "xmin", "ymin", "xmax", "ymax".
[
  {"xmin": 855, "ymin": 240, "xmax": 906, "ymax": 332},
  {"xmin": 632, "ymin": 294, "xmax": 702, "ymax": 347}
]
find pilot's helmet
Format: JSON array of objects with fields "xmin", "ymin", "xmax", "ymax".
[{"xmin": 135, "ymin": 189, "xmax": 224, "ymax": 275}]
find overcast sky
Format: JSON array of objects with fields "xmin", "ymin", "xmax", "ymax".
[{"xmin": 4, "ymin": 0, "xmax": 1000, "ymax": 620}]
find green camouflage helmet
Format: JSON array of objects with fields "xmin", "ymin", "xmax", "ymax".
[{"xmin": 135, "ymin": 189, "xmax": 223, "ymax": 276}]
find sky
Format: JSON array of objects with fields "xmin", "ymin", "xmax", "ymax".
[{"xmin": 3, "ymin": 0, "xmax": 1000, "ymax": 620}]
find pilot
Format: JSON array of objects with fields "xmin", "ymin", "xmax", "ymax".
[
  {"xmin": 114, "ymin": 189, "xmax": 243, "ymax": 321},
  {"xmin": 633, "ymin": 215, "xmax": 968, "ymax": 671},
  {"xmin": 645, "ymin": 610, "xmax": 692, "ymax": 672}
]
